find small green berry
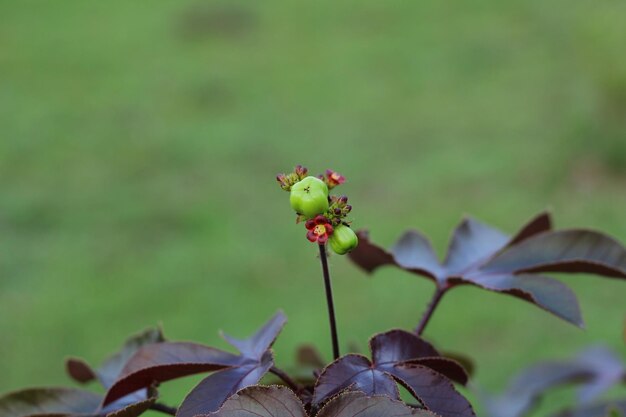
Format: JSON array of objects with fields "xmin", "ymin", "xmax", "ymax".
[
  {"xmin": 290, "ymin": 176, "xmax": 329, "ymax": 219},
  {"xmin": 329, "ymin": 225, "xmax": 358, "ymax": 255}
]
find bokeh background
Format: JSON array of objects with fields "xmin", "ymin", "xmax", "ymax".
[{"xmin": 1, "ymin": 1, "xmax": 626, "ymax": 415}]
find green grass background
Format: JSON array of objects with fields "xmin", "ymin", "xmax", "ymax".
[{"xmin": 1, "ymin": 1, "xmax": 626, "ymax": 415}]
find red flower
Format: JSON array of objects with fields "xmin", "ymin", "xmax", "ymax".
[
  {"xmin": 305, "ymin": 215, "xmax": 334, "ymax": 244},
  {"xmin": 325, "ymin": 170, "xmax": 346, "ymax": 188}
]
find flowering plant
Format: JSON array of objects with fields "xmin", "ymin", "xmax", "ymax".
[{"xmin": 2, "ymin": 165, "xmax": 626, "ymax": 417}]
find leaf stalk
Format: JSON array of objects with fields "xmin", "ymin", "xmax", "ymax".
[{"xmin": 415, "ymin": 287, "xmax": 446, "ymax": 335}]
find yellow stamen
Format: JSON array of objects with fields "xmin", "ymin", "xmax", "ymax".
[{"xmin": 314, "ymin": 224, "xmax": 326, "ymax": 236}]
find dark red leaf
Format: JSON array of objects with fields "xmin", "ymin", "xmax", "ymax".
[
  {"xmin": 314, "ymin": 330, "xmax": 472, "ymax": 417},
  {"xmin": 506, "ymin": 211, "xmax": 552, "ymax": 247},
  {"xmin": 389, "ymin": 364, "xmax": 475, "ymax": 417},
  {"xmin": 312, "ymin": 354, "xmax": 399, "ymax": 404},
  {"xmin": 103, "ymin": 343, "xmax": 242, "ymax": 406},
  {"xmin": 456, "ymin": 273, "xmax": 583, "ymax": 327},
  {"xmin": 221, "ymin": 311, "xmax": 286, "ymax": 360},
  {"xmin": 66, "ymin": 358, "xmax": 97, "ymax": 384},
  {"xmin": 205, "ymin": 385, "xmax": 306, "ymax": 417},
  {"xmin": 102, "ymin": 396, "xmax": 156, "ymax": 417},
  {"xmin": 206, "ymin": 387, "xmax": 439, "ymax": 417},
  {"xmin": 177, "ymin": 354, "xmax": 274, "ymax": 417},
  {"xmin": 317, "ymin": 391, "xmax": 439, "ymax": 417},
  {"xmin": 296, "ymin": 345, "xmax": 325, "ymax": 369},
  {"xmin": 370, "ymin": 330, "xmax": 467, "ymax": 385},
  {"xmin": 104, "ymin": 312, "xmax": 286, "ymax": 408},
  {"xmin": 0, "ymin": 388, "xmax": 102, "ymax": 417},
  {"xmin": 97, "ymin": 328, "xmax": 165, "ymax": 388},
  {"xmin": 0, "ymin": 387, "xmax": 156, "ymax": 417},
  {"xmin": 442, "ymin": 218, "xmax": 509, "ymax": 275},
  {"xmin": 481, "ymin": 230, "xmax": 626, "ymax": 278},
  {"xmin": 483, "ymin": 346, "xmax": 626, "ymax": 417},
  {"xmin": 391, "ymin": 231, "xmax": 442, "ymax": 281},
  {"xmin": 348, "ymin": 230, "xmax": 395, "ymax": 274},
  {"xmin": 439, "ymin": 352, "xmax": 475, "ymax": 379},
  {"xmin": 370, "ymin": 330, "xmax": 439, "ymax": 364},
  {"xmin": 348, "ymin": 212, "xmax": 626, "ymax": 327},
  {"xmin": 404, "ymin": 358, "xmax": 469, "ymax": 386}
]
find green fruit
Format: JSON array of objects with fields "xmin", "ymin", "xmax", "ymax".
[
  {"xmin": 329, "ymin": 225, "xmax": 359, "ymax": 255},
  {"xmin": 289, "ymin": 176, "xmax": 329, "ymax": 218}
]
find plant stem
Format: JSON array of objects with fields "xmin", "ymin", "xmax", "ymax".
[
  {"xmin": 270, "ymin": 366, "xmax": 304, "ymax": 392},
  {"xmin": 150, "ymin": 403, "xmax": 178, "ymax": 416},
  {"xmin": 415, "ymin": 287, "xmax": 445, "ymax": 335},
  {"xmin": 318, "ymin": 243, "xmax": 340, "ymax": 360}
]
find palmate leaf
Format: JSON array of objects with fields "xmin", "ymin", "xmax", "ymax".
[
  {"xmin": 0, "ymin": 387, "xmax": 156, "ymax": 417},
  {"xmin": 349, "ymin": 212, "xmax": 626, "ymax": 327},
  {"xmin": 482, "ymin": 346, "xmax": 626, "ymax": 417},
  {"xmin": 102, "ymin": 311, "xmax": 287, "ymax": 417},
  {"xmin": 312, "ymin": 329, "xmax": 473, "ymax": 417},
  {"xmin": 205, "ymin": 386, "xmax": 438, "ymax": 417}
]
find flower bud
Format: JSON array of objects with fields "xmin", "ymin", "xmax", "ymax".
[
  {"xmin": 328, "ymin": 225, "xmax": 359, "ymax": 255},
  {"xmin": 290, "ymin": 176, "xmax": 329, "ymax": 219}
]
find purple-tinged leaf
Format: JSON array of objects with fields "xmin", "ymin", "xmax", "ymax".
[
  {"xmin": 443, "ymin": 218, "xmax": 509, "ymax": 275},
  {"xmin": 67, "ymin": 328, "xmax": 164, "ymax": 390},
  {"xmin": 457, "ymin": 273, "xmax": 584, "ymax": 327},
  {"xmin": 391, "ymin": 231, "xmax": 442, "ymax": 281},
  {"xmin": 104, "ymin": 312, "xmax": 286, "ymax": 408},
  {"xmin": 205, "ymin": 385, "xmax": 306, "ymax": 417},
  {"xmin": 506, "ymin": 211, "xmax": 552, "ymax": 247},
  {"xmin": 317, "ymin": 391, "xmax": 439, "ymax": 417},
  {"xmin": 0, "ymin": 387, "xmax": 156, "ymax": 417},
  {"xmin": 483, "ymin": 346, "xmax": 626, "ymax": 417},
  {"xmin": 348, "ymin": 212, "xmax": 626, "ymax": 327},
  {"xmin": 404, "ymin": 358, "xmax": 469, "ymax": 386},
  {"xmin": 206, "ymin": 387, "xmax": 439, "ymax": 417},
  {"xmin": 550, "ymin": 400, "xmax": 626, "ymax": 417},
  {"xmin": 481, "ymin": 230, "xmax": 626, "ymax": 278},
  {"xmin": 0, "ymin": 388, "xmax": 102, "ymax": 417},
  {"xmin": 66, "ymin": 358, "xmax": 97, "ymax": 384},
  {"xmin": 103, "ymin": 343, "xmax": 242, "ymax": 406},
  {"xmin": 176, "ymin": 353, "xmax": 274, "ymax": 417},
  {"xmin": 389, "ymin": 364, "xmax": 475, "ymax": 417},
  {"xmin": 483, "ymin": 363, "xmax": 591, "ymax": 417},
  {"xmin": 348, "ymin": 231, "xmax": 394, "ymax": 274},
  {"xmin": 312, "ymin": 354, "xmax": 400, "ymax": 404},
  {"xmin": 97, "ymin": 328, "xmax": 165, "ymax": 389},
  {"xmin": 370, "ymin": 330, "xmax": 439, "ymax": 364},
  {"xmin": 371, "ymin": 330, "xmax": 467, "ymax": 385},
  {"xmin": 221, "ymin": 311, "xmax": 286, "ymax": 360},
  {"xmin": 314, "ymin": 330, "xmax": 472, "ymax": 417},
  {"xmin": 296, "ymin": 345, "xmax": 325, "ymax": 369},
  {"xmin": 574, "ymin": 346, "xmax": 626, "ymax": 403},
  {"xmin": 101, "ymin": 396, "xmax": 156, "ymax": 417},
  {"xmin": 440, "ymin": 352, "xmax": 475, "ymax": 379}
]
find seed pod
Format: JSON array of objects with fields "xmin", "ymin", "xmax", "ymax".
[
  {"xmin": 329, "ymin": 225, "xmax": 359, "ymax": 255},
  {"xmin": 290, "ymin": 176, "xmax": 329, "ymax": 219}
]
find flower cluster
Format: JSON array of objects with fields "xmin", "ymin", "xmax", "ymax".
[
  {"xmin": 276, "ymin": 165, "xmax": 308, "ymax": 191},
  {"xmin": 319, "ymin": 169, "xmax": 346, "ymax": 189},
  {"xmin": 276, "ymin": 165, "xmax": 358, "ymax": 255}
]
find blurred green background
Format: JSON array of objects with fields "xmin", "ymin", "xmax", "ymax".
[{"xmin": 1, "ymin": 1, "xmax": 626, "ymax": 415}]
